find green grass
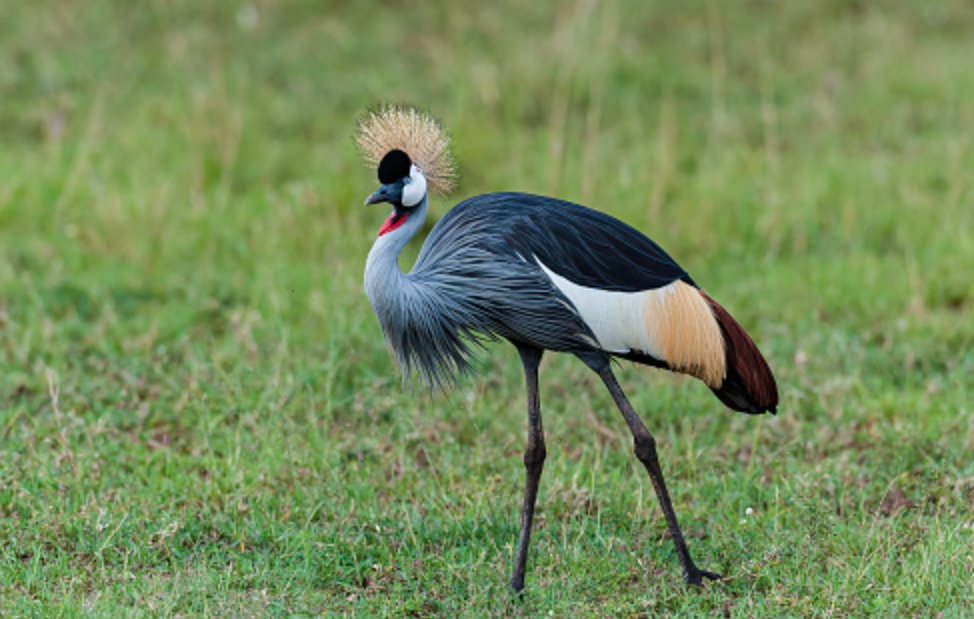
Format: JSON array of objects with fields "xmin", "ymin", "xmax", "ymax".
[{"xmin": 1, "ymin": 0, "xmax": 973, "ymax": 616}]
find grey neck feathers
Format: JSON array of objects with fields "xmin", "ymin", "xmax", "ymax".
[
  {"xmin": 364, "ymin": 195, "xmax": 428, "ymax": 300},
  {"xmin": 365, "ymin": 195, "xmax": 449, "ymax": 385}
]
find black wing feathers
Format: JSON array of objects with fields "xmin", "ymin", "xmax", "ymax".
[{"xmin": 453, "ymin": 193, "xmax": 693, "ymax": 292}]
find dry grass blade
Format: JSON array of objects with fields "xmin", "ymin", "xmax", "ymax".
[{"xmin": 356, "ymin": 105, "xmax": 457, "ymax": 195}]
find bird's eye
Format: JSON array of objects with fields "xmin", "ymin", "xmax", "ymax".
[{"xmin": 402, "ymin": 177, "xmax": 412, "ymax": 186}]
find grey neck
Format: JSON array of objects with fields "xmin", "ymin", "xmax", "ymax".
[{"xmin": 364, "ymin": 194, "xmax": 429, "ymax": 315}]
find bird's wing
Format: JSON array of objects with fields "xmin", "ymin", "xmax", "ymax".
[
  {"xmin": 412, "ymin": 193, "xmax": 776, "ymax": 414},
  {"xmin": 476, "ymin": 192, "xmax": 694, "ymax": 291}
]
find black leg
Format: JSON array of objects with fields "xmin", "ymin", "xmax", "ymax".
[
  {"xmin": 595, "ymin": 364, "xmax": 721, "ymax": 586},
  {"xmin": 510, "ymin": 345, "xmax": 546, "ymax": 596}
]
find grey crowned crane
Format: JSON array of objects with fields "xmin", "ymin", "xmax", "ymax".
[{"xmin": 357, "ymin": 106, "xmax": 778, "ymax": 593}]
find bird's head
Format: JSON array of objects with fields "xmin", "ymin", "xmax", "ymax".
[
  {"xmin": 364, "ymin": 149, "xmax": 428, "ymax": 209},
  {"xmin": 356, "ymin": 106, "xmax": 456, "ymax": 236}
]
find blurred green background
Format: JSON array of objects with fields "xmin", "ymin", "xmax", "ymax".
[{"xmin": 1, "ymin": 0, "xmax": 972, "ymax": 617}]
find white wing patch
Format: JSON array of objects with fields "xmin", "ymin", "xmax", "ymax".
[
  {"xmin": 537, "ymin": 260, "xmax": 668, "ymax": 359},
  {"xmin": 538, "ymin": 259, "xmax": 727, "ymax": 387}
]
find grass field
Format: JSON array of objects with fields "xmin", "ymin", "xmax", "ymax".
[{"xmin": 1, "ymin": 0, "xmax": 973, "ymax": 616}]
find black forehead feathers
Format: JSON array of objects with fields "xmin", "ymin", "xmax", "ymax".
[{"xmin": 378, "ymin": 149, "xmax": 412, "ymax": 184}]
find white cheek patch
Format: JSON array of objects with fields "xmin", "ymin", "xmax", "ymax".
[{"xmin": 401, "ymin": 164, "xmax": 427, "ymax": 207}]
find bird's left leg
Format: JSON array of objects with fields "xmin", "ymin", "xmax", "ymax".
[
  {"xmin": 510, "ymin": 344, "xmax": 546, "ymax": 596},
  {"xmin": 586, "ymin": 358, "xmax": 721, "ymax": 586}
]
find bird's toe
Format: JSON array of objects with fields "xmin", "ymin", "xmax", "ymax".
[{"xmin": 685, "ymin": 567, "xmax": 723, "ymax": 586}]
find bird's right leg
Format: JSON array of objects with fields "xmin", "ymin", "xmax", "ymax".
[
  {"xmin": 510, "ymin": 344, "xmax": 546, "ymax": 596},
  {"xmin": 584, "ymin": 357, "xmax": 721, "ymax": 587}
]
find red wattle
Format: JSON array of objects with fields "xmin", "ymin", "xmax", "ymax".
[{"xmin": 379, "ymin": 212, "xmax": 408, "ymax": 236}]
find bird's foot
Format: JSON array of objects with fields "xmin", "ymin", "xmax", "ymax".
[
  {"xmin": 510, "ymin": 577, "xmax": 527, "ymax": 601},
  {"xmin": 685, "ymin": 566, "xmax": 722, "ymax": 586}
]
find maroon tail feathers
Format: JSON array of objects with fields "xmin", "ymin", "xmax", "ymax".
[{"xmin": 700, "ymin": 291, "xmax": 778, "ymax": 415}]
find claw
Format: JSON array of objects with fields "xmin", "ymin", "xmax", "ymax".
[{"xmin": 685, "ymin": 568, "xmax": 723, "ymax": 586}]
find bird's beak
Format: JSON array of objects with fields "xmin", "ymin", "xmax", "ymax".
[{"xmin": 364, "ymin": 187, "xmax": 388, "ymax": 206}]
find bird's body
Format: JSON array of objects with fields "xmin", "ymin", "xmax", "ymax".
[
  {"xmin": 356, "ymin": 106, "xmax": 777, "ymax": 593},
  {"xmin": 366, "ymin": 191, "xmax": 776, "ymax": 413}
]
